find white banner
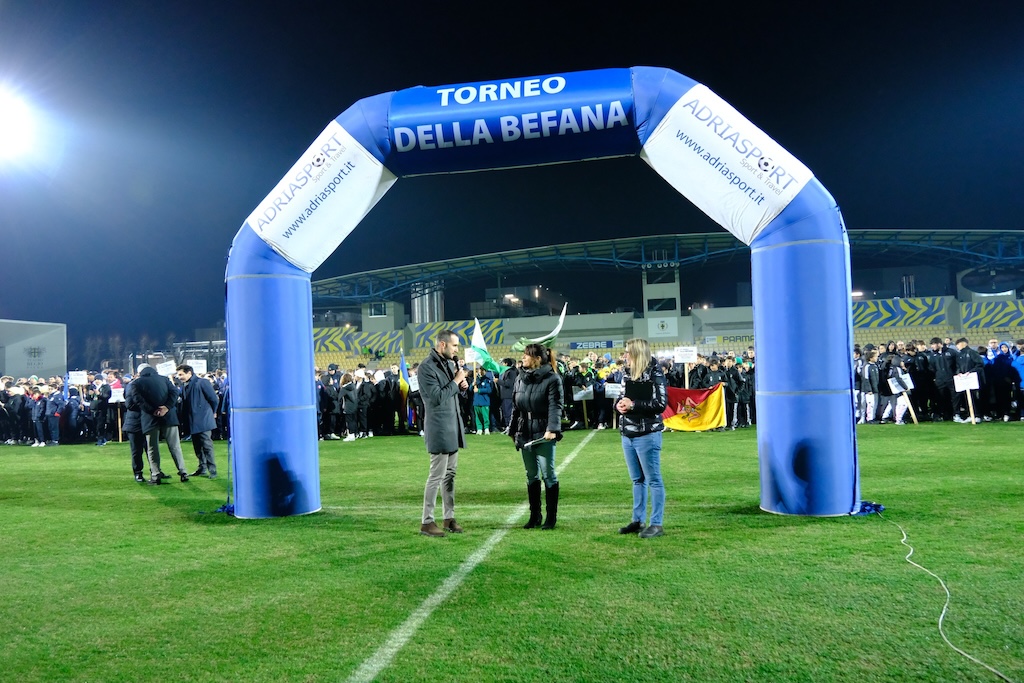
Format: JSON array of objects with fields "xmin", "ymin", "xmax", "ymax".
[
  {"xmin": 605, "ymin": 382, "xmax": 623, "ymax": 400},
  {"xmin": 246, "ymin": 121, "xmax": 398, "ymax": 273},
  {"xmin": 156, "ymin": 361, "xmax": 176, "ymax": 377},
  {"xmin": 674, "ymin": 346, "xmax": 698, "ymax": 364},
  {"xmin": 68, "ymin": 371, "xmax": 88, "ymax": 386},
  {"xmin": 189, "ymin": 359, "xmax": 208, "ymax": 375},
  {"xmin": 109, "ymin": 388, "xmax": 125, "ymax": 404},
  {"xmin": 640, "ymin": 84, "xmax": 812, "ymax": 245}
]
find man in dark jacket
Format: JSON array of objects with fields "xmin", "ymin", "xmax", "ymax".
[
  {"xmin": 498, "ymin": 359, "xmax": 518, "ymax": 434},
  {"xmin": 132, "ymin": 364, "xmax": 190, "ymax": 484},
  {"xmin": 928, "ymin": 337, "xmax": 957, "ymax": 421},
  {"xmin": 953, "ymin": 338, "xmax": 985, "ymax": 423},
  {"xmin": 418, "ymin": 330, "xmax": 468, "ymax": 537},
  {"xmin": 124, "ymin": 380, "xmax": 155, "ymax": 482},
  {"xmin": 176, "ymin": 364, "xmax": 220, "ymax": 478}
]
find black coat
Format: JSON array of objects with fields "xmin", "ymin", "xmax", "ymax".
[
  {"xmin": 180, "ymin": 375, "xmax": 219, "ymax": 434},
  {"xmin": 123, "ymin": 382, "xmax": 142, "ymax": 433},
  {"xmin": 340, "ymin": 382, "xmax": 358, "ymax": 416},
  {"xmin": 510, "ymin": 363, "xmax": 562, "ymax": 449},
  {"xmin": 132, "ymin": 367, "xmax": 180, "ymax": 432}
]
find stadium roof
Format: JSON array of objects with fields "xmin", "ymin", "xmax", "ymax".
[{"xmin": 311, "ymin": 230, "xmax": 1024, "ymax": 305}]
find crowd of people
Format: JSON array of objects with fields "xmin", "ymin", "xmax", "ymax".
[
  {"xmin": 853, "ymin": 337, "xmax": 1024, "ymax": 424},
  {"xmin": 6, "ymin": 333, "xmax": 1019, "ymax": 491},
  {"xmin": 1, "ymin": 367, "xmax": 230, "ymax": 484},
  {"xmin": 313, "ymin": 344, "xmax": 758, "ymax": 443}
]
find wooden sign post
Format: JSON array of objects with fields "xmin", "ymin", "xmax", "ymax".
[{"xmin": 953, "ymin": 372, "xmax": 980, "ymax": 425}]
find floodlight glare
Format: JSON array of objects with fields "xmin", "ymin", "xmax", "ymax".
[{"xmin": 0, "ymin": 88, "xmax": 36, "ymax": 161}]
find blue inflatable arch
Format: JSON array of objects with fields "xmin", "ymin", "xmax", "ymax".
[{"xmin": 226, "ymin": 66, "xmax": 860, "ymax": 519}]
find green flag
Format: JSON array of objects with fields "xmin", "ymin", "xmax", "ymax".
[
  {"xmin": 469, "ymin": 346, "xmax": 503, "ymax": 375},
  {"xmin": 510, "ymin": 303, "xmax": 567, "ymax": 352}
]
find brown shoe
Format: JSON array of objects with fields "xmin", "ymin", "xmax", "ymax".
[
  {"xmin": 420, "ymin": 521, "xmax": 446, "ymax": 537},
  {"xmin": 443, "ymin": 518, "xmax": 464, "ymax": 534}
]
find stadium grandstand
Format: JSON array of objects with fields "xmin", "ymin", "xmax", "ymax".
[{"xmin": 305, "ymin": 229, "xmax": 1024, "ymax": 370}]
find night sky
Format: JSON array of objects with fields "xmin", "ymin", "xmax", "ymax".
[{"xmin": 2, "ymin": 2, "xmax": 1022, "ymax": 355}]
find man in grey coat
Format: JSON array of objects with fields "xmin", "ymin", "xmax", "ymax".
[
  {"xmin": 176, "ymin": 364, "xmax": 220, "ymax": 478},
  {"xmin": 418, "ymin": 329, "xmax": 468, "ymax": 537}
]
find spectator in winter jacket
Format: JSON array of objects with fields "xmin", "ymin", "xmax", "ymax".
[
  {"xmin": 615, "ymin": 337, "xmax": 668, "ymax": 539},
  {"xmin": 859, "ymin": 350, "xmax": 880, "ymax": 424},
  {"xmin": 30, "ymin": 386, "xmax": 47, "ymax": 446},
  {"xmin": 509, "ymin": 343, "xmax": 563, "ymax": 530},
  {"xmin": 44, "ymin": 385, "xmax": 64, "ymax": 445},
  {"xmin": 472, "ymin": 370, "xmax": 493, "ymax": 435},
  {"xmin": 953, "ymin": 338, "xmax": 986, "ymax": 422}
]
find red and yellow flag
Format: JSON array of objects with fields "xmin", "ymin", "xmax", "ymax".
[{"xmin": 662, "ymin": 384, "xmax": 726, "ymax": 431}]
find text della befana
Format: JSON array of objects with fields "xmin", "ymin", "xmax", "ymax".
[{"xmin": 394, "ymin": 77, "xmax": 629, "ymax": 152}]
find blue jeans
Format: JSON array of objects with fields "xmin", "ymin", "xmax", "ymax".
[
  {"xmin": 622, "ymin": 431, "xmax": 665, "ymax": 526},
  {"xmin": 522, "ymin": 439, "xmax": 557, "ymax": 488}
]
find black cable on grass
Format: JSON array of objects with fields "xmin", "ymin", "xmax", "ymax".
[{"xmin": 876, "ymin": 510, "xmax": 1016, "ymax": 683}]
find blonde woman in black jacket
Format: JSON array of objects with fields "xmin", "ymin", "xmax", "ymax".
[
  {"xmin": 615, "ymin": 338, "xmax": 668, "ymax": 538},
  {"xmin": 510, "ymin": 343, "xmax": 563, "ymax": 529}
]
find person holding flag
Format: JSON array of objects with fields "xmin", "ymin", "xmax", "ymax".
[
  {"xmin": 397, "ymin": 349, "xmax": 412, "ymax": 432},
  {"xmin": 615, "ymin": 337, "xmax": 668, "ymax": 539}
]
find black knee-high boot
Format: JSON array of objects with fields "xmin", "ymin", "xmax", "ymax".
[
  {"xmin": 542, "ymin": 482, "xmax": 559, "ymax": 530},
  {"xmin": 524, "ymin": 480, "xmax": 543, "ymax": 529}
]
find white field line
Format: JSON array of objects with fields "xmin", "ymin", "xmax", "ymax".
[{"xmin": 344, "ymin": 430, "xmax": 597, "ymax": 683}]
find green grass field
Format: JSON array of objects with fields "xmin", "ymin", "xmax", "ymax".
[{"xmin": 2, "ymin": 424, "xmax": 1021, "ymax": 682}]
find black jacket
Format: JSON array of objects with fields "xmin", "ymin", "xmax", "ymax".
[
  {"xmin": 619, "ymin": 356, "xmax": 668, "ymax": 438},
  {"xmin": 955, "ymin": 345, "xmax": 986, "ymax": 378},
  {"xmin": 510, "ymin": 363, "xmax": 562, "ymax": 450},
  {"xmin": 928, "ymin": 346, "xmax": 957, "ymax": 383},
  {"xmin": 132, "ymin": 367, "xmax": 180, "ymax": 432}
]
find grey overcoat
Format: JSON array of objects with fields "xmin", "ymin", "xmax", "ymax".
[{"xmin": 419, "ymin": 348, "xmax": 466, "ymax": 454}]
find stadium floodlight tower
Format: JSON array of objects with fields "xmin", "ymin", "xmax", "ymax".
[{"xmin": 226, "ymin": 67, "xmax": 859, "ymax": 518}]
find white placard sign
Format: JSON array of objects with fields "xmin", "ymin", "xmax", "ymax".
[
  {"xmin": 887, "ymin": 371, "xmax": 914, "ymax": 394},
  {"xmin": 953, "ymin": 372, "xmax": 979, "ymax": 393},
  {"xmin": 246, "ymin": 120, "xmax": 398, "ymax": 273},
  {"xmin": 573, "ymin": 386, "xmax": 593, "ymax": 402},
  {"xmin": 407, "ymin": 374, "xmax": 419, "ymax": 392},
  {"xmin": 189, "ymin": 359, "xmax": 208, "ymax": 375},
  {"xmin": 68, "ymin": 371, "xmax": 88, "ymax": 386},
  {"xmin": 109, "ymin": 388, "xmax": 125, "ymax": 404},
  {"xmin": 605, "ymin": 383, "xmax": 623, "ymax": 400},
  {"xmin": 674, "ymin": 346, "xmax": 699, "ymax": 364},
  {"xmin": 640, "ymin": 84, "xmax": 812, "ymax": 245},
  {"xmin": 156, "ymin": 361, "xmax": 176, "ymax": 377}
]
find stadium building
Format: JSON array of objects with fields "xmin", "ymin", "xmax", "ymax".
[{"xmin": 306, "ymin": 230, "xmax": 1024, "ymax": 370}]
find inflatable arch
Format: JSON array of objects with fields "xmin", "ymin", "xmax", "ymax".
[{"xmin": 225, "ymin": 67, "xmax": 860, "ymax": 519}]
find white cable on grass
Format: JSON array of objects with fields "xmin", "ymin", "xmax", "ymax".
[
  {"xmin": 345, "ymin": 430, "xmax": 597, "ymax": 683},
  {"xmin": 878, "ymin": 512, "xmax": 1016, "ymax": 683}
]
